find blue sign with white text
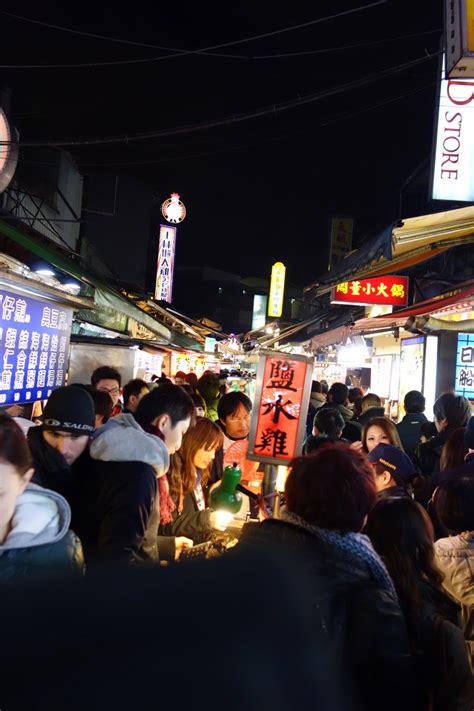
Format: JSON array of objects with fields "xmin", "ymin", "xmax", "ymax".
[
  {"xmin": 455, "ymin": 333, "xmax": 474, "ymax": 400},
  {"xmin": 0, "ymin": 288, "xmax": 73, "ymax": 405}
]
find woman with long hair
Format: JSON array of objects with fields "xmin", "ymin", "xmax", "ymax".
[
  {"xmin": 439, "ymin": 428, "xmax": 469, "ymax": 471},
  {"xmin": 417, "ymin": 393, "xmax": 471, "ymax": 477},
  {"xmin": 162, "ymin": 417, "xmax": 226, "ymax": 544},
  {"xmin": 366, "ymin": 497, "xmax": 473, "ymax": 709},
  {"xmin": 362, "ymin": 416, "xmax": 404, "ymax": 453},
  {"xmin": 0, "ymin": 415, "xmax": 83, "ymax": 583}
]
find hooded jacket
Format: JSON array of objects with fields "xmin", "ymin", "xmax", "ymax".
[
  {"xmin": 0, "ymin": 483, "xmax": 83, "ymax": 584},
  {"xmin": 434, "ymin": 533, "xmax": 474, "ymax": 668},
  {"xmin": 238, "ymin": 517, "xmax": 416, "ymax": 711},
  {"xmin": 74, "ymin": 414, "xmax": 173, "ymax": 567}
]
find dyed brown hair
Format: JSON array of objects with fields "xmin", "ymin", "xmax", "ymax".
[
  {"xmin": 362, "ymin": 416, "xmax": 403, "ymax": 453},
  {"xmin": 285, "ymin": 444, "xmax": 377, "ymax": 533},
  {"xmin": 168, "ymin": 417, "xmax": 224, "ymax": 497}
]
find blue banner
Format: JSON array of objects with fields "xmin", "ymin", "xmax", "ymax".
[{"xmin": 0, "ymin": 288, "xmax": 73, "ymax": 405}]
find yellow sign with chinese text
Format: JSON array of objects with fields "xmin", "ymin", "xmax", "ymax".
[{"xmin": 268, "ymin": 262, "xmax": 286, "ymax": 318}]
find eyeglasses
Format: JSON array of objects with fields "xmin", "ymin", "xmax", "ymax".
[{"xmin": 97, "ymin": 386, "xmax": 120, "ymax": 395}]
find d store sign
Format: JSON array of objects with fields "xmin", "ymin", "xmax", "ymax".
[{"xmin": 432, "ymin": 56, "xmax": 474, "ymax": 201}]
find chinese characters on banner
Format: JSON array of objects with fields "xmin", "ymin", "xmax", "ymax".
[
  {"xmin": 155, "ymin": 224, "xmax": 177, "ymax": 303},
  {"xmin": 329, "ymin": 217, "xmax": 353, "ymax": 269},
  {"xmin": 248, "ymin": 352, "xmax": 313, "ymax": 465},
  {"xmin": 0, "ymin": 289, "xmax": 73, "ymax": 406},
  {"xmin": 331, "ymin": 275, "xmax": 409, "ymax": 307},
  {"xmin": 455, "ymin": 333, "xmax": 474, "ymax": 398},
  {"xmin": 268, "ymin": 262, "xmax": 286, "ymax": 318}
]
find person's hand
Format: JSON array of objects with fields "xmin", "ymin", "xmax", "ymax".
[
  {"xmin": 350, "ymin": 440, "xmax": 364, "ymax": 452},
  {"xmin": 210, "ymin": 510, "xmax": 234, "ymax": 531},
  {"xmin": 5, "ymin": 404, "xmax": 24, "ymax": 417},
  {"xmin": 174, "ymin": 536, "xmax": 193, "ymax": 560}
]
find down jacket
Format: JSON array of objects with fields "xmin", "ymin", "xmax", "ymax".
[{"xmin": 0, "ymin": 483, "xmax": 83, "ymax": 583}]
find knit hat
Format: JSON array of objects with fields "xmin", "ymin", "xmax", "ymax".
[
  {"xmin": 42, "ymin": 386, "xmax": 95, "ymax": 435},
  {"xmin": 368, "ymin": 443, "xmax": 415, "ymax": 484},
  {"xmin": 465, "ymin": 416, "xmax": 474, "ymax": 450}
]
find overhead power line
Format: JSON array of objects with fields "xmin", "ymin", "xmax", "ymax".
[
  {"xmin": 79, "ymin": 79, "xmax": 437, "ymax": 167},
  {"xmin": 0, "ymin": 1, "xmax": 387, "ymax": 67},
  {"xmin": 0, "ymin": 51, "xmax": 440, "ymax": 149},
  {"xmin": 0, "ymin": 26, "xmax": 441, "ymax": 69}
]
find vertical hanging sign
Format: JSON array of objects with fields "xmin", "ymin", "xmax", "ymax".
[
  {"xmin": 155, "ymin": 224, "xmax": 176, "ymax": 303},
  {"xmin": 268, "ymin": 262, "xmax": 286, "ymax": 318}
]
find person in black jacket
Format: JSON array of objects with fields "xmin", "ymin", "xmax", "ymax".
[
  {"xmin": 0, "ymin": 415, "xmax": 83, "ymax": 584},
  {"xmin": 74, "ymin": 384, "xmax": 195, "ymax": 568},
  {"xmin": 28, "ymin": 386, "xmax": 96, "ymax": 506},
  {"xmin": 366, "ymin": 497, "xmax": 473, "ymax": 710},
  {"xmin": 238, "ymin": 444, "xmax": 416, "ymax": 711},
  {"xmin": 416, "ymin": 393, "xmax": 471, "ymax": 478},
  {"xmin": 396, "ymin": 390, "xmax": 429, "ymax": 459},
  {"xmin": 304, "ymin": 407, "xmax": 346, "ymax": 454},
  {"xmin": 163, "ymin": 417, "xmax": 229, "ymax": 543}
]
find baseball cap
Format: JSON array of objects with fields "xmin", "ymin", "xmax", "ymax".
[
  {"xmin": 367, "ymin": 443, "xmax": 415, "ymax": 484},
  {"xmin": 42, "ymin": 386, "xmax": 95, "ymax": 435}
]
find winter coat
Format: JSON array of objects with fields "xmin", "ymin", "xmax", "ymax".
[
  {"xmin": 396, "ymin": 412, "xmax": 429, "ymax": 458},
  {"xmin": 403, "ymin": 582, "xmax": 474, "ymax": 710},
  {"xmin": 357, "ymin": 406, "xmax": 386, "ymax": 428},
  {"xmin": 28, "ymin": 425, "xmax": 83, "ymax": 506},
  {"xmin": 305, "ymin": 394, "xmax": 326, "ymax": 437},
  {"xmin": 0, "ymin": 483, "xmax": 84, "ymax": 584},
  {"xmin": 160, "ymin": 478, "xmax": 212, "ymax": 545},
  {"xmin": 238, "ymin": 517, "xmax": 416, "ymax": 711},
  {"xmin": 435, "ymin": 533, "xmax": 474, "ymax": 668},
  {"xmin": 73, "ymin": 414, "xmax": 174, "ymax": 567},
  {"xmin": 416, "ymin": 429, "xmax": 450, "ymax": 478}
]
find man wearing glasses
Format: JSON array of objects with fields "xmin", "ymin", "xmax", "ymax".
[{"xmin": 91, "ymin": 366, "xmax": 122, "ymax": 416}]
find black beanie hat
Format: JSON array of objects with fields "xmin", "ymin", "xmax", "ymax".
[{"xmin": 42, "ymin": 386, "xmax": 95, "ymax": 435}]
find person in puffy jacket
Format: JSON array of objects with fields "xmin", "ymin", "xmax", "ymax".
[
  {"xmin": 238, "ymin": 444, "xmax": 417, "ymax": 711},
  {"xmin": 0, "ymin": 415, "xmax": 83, "ymax": 583},
  {"xmin": 434, "ymin": 473, "xmax": 474, "ymax": 669}
]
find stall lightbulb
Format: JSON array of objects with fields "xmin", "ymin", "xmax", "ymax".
[
  {"xmin": 35, "ymin": 268, "xmax": 55, "ymax": 277},
  {"xmin": 265, "ymin": 326, "xmax": 274, "ymax": 335},
  {"xmin": 214, "ymin": 510, "xmax": 234, "ymax": 531}
]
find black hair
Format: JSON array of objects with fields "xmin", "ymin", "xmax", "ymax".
[
  {"xmin": 404, "ymin": 390, "xmax": 425, "ymax": 414},
  {"xmin": 89, "ymin": 389, "xmax": 114, "ymax": 424},
  {"xmin": 91, "ymin": 366, "xmax": 122, "ymax": 388},
  {"xmin": 328, "ymin": 382, "xmax": 348, "ymax": 407},
  {"xmin": 420, "ymin": 421, "xmax": 437, "ymax": 441},
  {"xmin": 311, "ymin": 381, "xmax": 322, "ymax": 394},
  {"xmin": 134, "ymin": 383, "xmax": 194, "ymax": 427},
  {"xmin": 123, "ymin": 379, "xmax": 148, "ymax": 407},
  {"xmin": 313, "ymin": 408, "xmax": 345, "ymax": 439},
  {"xmin": 320, "ymin": 381, "xmax": 329, "ymax": 395},
  {"xmin": 435, "ymin": 474, "xmax": 474, "ymax": 534},
  {"xmin": 217, "ymin": 391, "xmax": 252, "ymax": 421}
]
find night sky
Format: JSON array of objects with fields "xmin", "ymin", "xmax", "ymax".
[{"xmin": 1, "ymin": 0, "xmax": 443, "ymax": 287}]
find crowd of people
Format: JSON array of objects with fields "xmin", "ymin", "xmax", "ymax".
[{"xmin": 0, "ymin": 367, "xmax": 473, "ymax": 709}]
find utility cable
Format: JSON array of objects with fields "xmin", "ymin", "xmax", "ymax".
[
  {"xmin": 0, "ymin": 26, "xmax": 440, "ymax": 69},
  {"xmin": 0, "ymin": 1, "xmax": 387, "ymax": 67},
  {"xmin": 0, "ymin": 51, "xmax": 441, "ymax": 148}
]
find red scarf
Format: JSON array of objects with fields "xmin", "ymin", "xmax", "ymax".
[{"xmin": 142, "ymin": 424, "xmax": 176, "ymax": 525}]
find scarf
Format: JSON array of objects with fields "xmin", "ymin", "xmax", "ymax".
[
  {"xmin": 141, "ymin": 423, "xmax": 176, "ymax": 525},
  {"xmin": 280, "ymin": 507, "xmax": 396, "ymax": 596}
]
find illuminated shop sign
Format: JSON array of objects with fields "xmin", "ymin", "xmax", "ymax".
[{"xmin": 0, "ymin": 289, "xmax": 72, "ymax": 405}]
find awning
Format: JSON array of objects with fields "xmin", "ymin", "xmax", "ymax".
[
  {"xmin": 306, "ymin": 206, "xmax": 474, "ymax": 294},
  {"xmin": 354, "ymin": 284, "xmax": 474, "ymax": 332},
  {"xmin": 0, "ymin": 219, "xmax": 173, "ymax": 342}
]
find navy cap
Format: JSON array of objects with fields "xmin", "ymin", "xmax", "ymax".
[
  {"xmin": 367, "ymin": 443, "xmax": 415, "ymax": 484},
  {"xmin": 465, "ymin": 416, "xmax": 474, "ymax": 450}
]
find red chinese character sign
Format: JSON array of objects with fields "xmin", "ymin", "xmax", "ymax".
[
  {"xmin": 155, "ymin": 224, "xmax": 176, "ymax": 303},
  {"xmin": 330, "ymin": 275, "xmax": 409, "ymax": 307},
  {"xmin": 248, "ymin": 352, "xmax": 314, "ymax": 465}
]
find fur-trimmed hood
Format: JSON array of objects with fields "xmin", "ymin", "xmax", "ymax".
[{"xmin": 90, "ymin": 413, "xmax": 169, "ymax": 477}]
